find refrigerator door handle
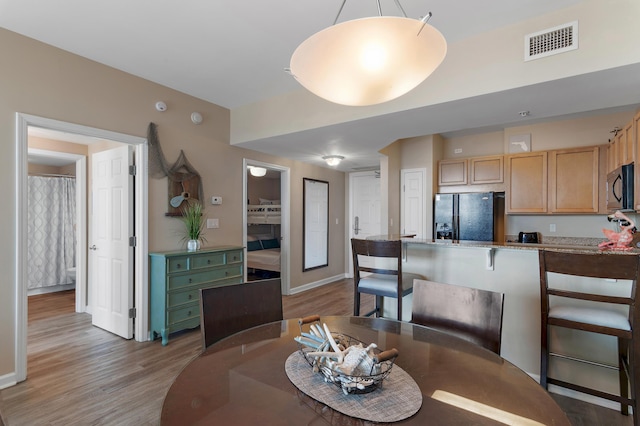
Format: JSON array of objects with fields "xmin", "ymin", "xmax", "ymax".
[{"xmin": 354, "ymin": 216, "xmax": 360, "ymax": 235}]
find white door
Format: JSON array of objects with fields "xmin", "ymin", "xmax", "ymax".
[
  {"xmin": 349, "ymin": 171, "xmax": 382, "ymax": 271},
  {"xmin": 90, "ymin": 145, "xmax": 134, "ymax": 339},
  {"xmin": 350, "ymin": 171, "xmax": 381, "ymax": 240},
  {"xmin": 401, "ymin": 168, "xmax": 426, "ymax": 238}
]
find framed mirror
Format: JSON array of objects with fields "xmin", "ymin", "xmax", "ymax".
[{"xmin": 303, "ymin": 178, "xmax": 329, "ymax": 271}]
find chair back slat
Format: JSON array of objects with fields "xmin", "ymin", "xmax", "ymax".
[
  {"xmin": 411, "ymin": 279, "xmax": 504, "ymax": 354},
  {"xmin": 199, "ymin": 278, "xmax": 283, "ymax": 350}
]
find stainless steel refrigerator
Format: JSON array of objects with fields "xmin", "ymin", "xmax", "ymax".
[{"xmin": 433, "ymin": 192, "xmax": 504, "ymax": 241}]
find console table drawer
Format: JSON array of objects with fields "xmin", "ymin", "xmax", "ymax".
[
  {"xmin": 190, "ymin": 252, "xmax": 227, "ymax": 270},
  {"xmin": 167, "ymin": 304, "xmax": 199, "ymax": 326},
  {"xmin": 167, "ymin": 256, "xmax": 190, "ymax": 273},
  {"xmin": 167, "ymin": 288, "xmax": 200, "ymax": 308}
]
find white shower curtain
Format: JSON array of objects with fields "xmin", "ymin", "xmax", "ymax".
[{"xmin": 27, "ymin": 176, "xmax": 76, "ymax": 290}]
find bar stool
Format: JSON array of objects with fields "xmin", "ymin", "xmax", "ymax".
[
  {"xmin": 539, "ymin": 249, "xmax": 640, "ymax": 422},
  {"xmin": 351, "ymin": 238, "xmax": 424, "ymax": 321}
]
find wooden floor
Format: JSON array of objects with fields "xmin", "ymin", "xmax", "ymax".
[{"xmin": 0, "ymin": 280, "xmax": 632, "ymax": 425}]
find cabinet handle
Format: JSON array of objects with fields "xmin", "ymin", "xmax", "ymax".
[
  {"xmin": 225, "ymin": 271, "xmax": 229, "ymax": 276},
  {"xmin": 189, "ymin": 278, "xmax": 192, "ymax": 283},
  {"xmin": 188, "ymin": 294, "xmax": 192, "ymax": 300},
  {"xmin": 207, "ymin": 259, "xmax": 211, "ymax": 264},
  {"xmin": 188, "ymin": 310, "xmax": 192, "ymax": 316},
  {"xmin": 176, "ymin": 263, "xmax": 182, "ymax": 269}
]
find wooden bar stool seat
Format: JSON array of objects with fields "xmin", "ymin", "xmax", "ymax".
[
  {"xmin": 351, "ymin": 238, "xmax": 424, "ymax": 321},
  {"xmin": 539, "ymin": 249, "xmax": 640, "ymax": 423}
]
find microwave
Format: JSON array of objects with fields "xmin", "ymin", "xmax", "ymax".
[{"xmin": 606, "ymin": 164, "xmax": 634, "ymax": 211}]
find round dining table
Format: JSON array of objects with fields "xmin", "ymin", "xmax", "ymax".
[{"xmin": 161, "ymin": 316, "xmax": 570, "ymax": 425}]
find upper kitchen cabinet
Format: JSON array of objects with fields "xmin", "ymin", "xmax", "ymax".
[
  {"xmin": 634, "ymin": 110, "xmax": 640, "ymax": 210},
  {"xmin": 607, "ymin": 117, "xmax": 635, "ymax": 174},
  {"xmin": 548, "ymin": 146, "xmax": 600, "ymax": 213},
  {"xmin": 506, "ymin": 151, "xmax": 548, "ymax": 213},
  {"xmin": 469, "ymin": 155, "xmax": 504, "ymax": 184},
  {"xmin": 439, "ymin": 155, "xmax": 504, "ymax": 187},
  {"xmin": 623, "ymin": 122, "xmax": 634, "ymax": 166},
  {"xmin": 438, "ymin": 159, "xmax": 467, "ymax": 186}
]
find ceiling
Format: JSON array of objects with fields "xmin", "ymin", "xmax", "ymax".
[{"xmin": 3, "ymin": 0, "xmax": 639, "ymax": 171}]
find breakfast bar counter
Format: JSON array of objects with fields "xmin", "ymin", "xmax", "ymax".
[{"xmin": 365, "ymin": 235, "xmax": 639, "ymax": 406}]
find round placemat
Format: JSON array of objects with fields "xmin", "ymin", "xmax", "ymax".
[{"xmin": 285, "ymin": 351, "xmax": 422, "ymax": 423}]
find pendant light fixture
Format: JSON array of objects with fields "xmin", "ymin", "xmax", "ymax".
[{"xmin": 289, "ymin": 1, "xmax": 447, "ymax": 106}]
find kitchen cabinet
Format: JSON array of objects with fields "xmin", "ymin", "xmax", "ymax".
[
  {"xmin": 635, "ymin": 110, "xmax": 640, "ymax": 210},
  {"xmin": 469, "ymin": 155, "xmax": 504, "ymax": 184},
  {"xmin": 548, "ymin": 146, "xmax": 600, "ymax": 213},
  {"xmin": 439, "ymin": 155, "xmax": 504, "ymax": 186},
  {"xmin": 506, "ymin": 151, "xmax": 548, "ymax": 213},
  {"xmin": 607, "ymin": 140, "xmax": 618, "ymax": 174},
  {"xmin": 623, "ymin": 122, "xmax": 634, "ymax": 166},
  {"xmin": 150, "ymin": 246, "xmax": 244, "ymax": 345},
  {"xmin": 438, "ymin": 159, "xmax": 467, "ymax": 186}
]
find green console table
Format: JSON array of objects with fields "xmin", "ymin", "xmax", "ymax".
[{"xmin": 149, "ymin": 246, "xmax": 244, "ymax": 345}]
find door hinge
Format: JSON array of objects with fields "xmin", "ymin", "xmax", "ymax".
[
  {"xmin": 129, "ymin": 236, "xmax": 137, "ymax": 247},
  {"xmin": 129, "ymin": 308, "xmax": 136, "ymax": 319},
  {"xmin": 129, "ymin": 165, "xmax": 137, "ymax": 176}
]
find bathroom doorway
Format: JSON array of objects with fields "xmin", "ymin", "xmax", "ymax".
[
  {"xmin": 15, "ymin": 113, "xmax": 149, "ymax": 383},
  {"xmin": 27, "ymin": 145, "xmax": 86, "ymax": 312}
]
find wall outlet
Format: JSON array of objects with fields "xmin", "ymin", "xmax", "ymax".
[
  {"xmin": 211, "ymin": 196, "xmax": 222, "ymax": 205},
  {"xmin": 550, "ymin": 224, "xmax": 556, "ymax": 232},
  {"xmin": 207, "ymin": 218, "xmax": 219, "ymax": 229},
  {"xmin": 454, "ymin": 148, "xmax": 463, "ymax": 154}
]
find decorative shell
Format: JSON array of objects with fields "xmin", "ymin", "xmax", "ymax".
[{"xmin": 295, "ymin": 320, "xmax": 397, "ymax": 395}]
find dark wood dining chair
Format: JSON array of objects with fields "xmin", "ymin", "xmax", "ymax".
[
  {"xmin": 351, "ymin": 238, "xmax": 424, "ymax": 321},
  {"xmin": 539, "ymin": 249, "xmax": 640, "ymax": 421},
  {"xmin": 199, "ymin": 278, "xmax": 283, "ymax": 350},
  {"xmin": 410, "ymin": 279, "xmax": 504, "ymax": 354}
]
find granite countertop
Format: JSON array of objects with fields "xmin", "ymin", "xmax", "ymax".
[{"xmin": 402, "ymin": 238, "xmax": 640, "ymax": 255}]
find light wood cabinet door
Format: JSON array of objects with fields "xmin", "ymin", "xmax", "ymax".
[
  {"xmin": 634, "ymin": 110, "xmax": 640, "ymax": 210},
  {"xmin": 470, "ymin": 155, "xmax": 503, "ymax": 184},
  {"xmin": 624, "ymin": 122, "xmax": 634, "ymax": 165},
  {"xmin": 438, "ymin": 159, "xmax": 467, "ymax": 186},
  {"xmin": 506, "ymin": 152, "xmax": 548, "ymax": 213},
  {"xmin": 548, "ymin": 146, "xmax": 599, "ymax": 213},
  {"xmin": 607, "ymin": 141, "xmax": 617, "ymax": 173}
]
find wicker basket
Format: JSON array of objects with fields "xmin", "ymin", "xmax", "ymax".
[{"xmin": 297, "ymin": 316, "xmax": 398, "ymax": 395}]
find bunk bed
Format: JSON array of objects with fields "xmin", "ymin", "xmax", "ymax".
[{"xmin": 247, "ymin": 204, "xmax": 281, "ymax": 225}]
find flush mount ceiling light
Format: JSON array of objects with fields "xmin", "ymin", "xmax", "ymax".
[
  {"xmin": 248, "ymin": 166, "xmax": 267, "ymax": 177},
  {"xmin": 288, "ymin": 1, "xmax": 447, "ymax": 106},
  {"xmin": 323, "ymin": 155, "xmax": 344, "ymax": 166}
]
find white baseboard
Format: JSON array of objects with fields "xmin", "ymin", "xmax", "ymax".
[
  {"xmin": 0, "ymin": 372, "xmax": 17, "ymax": 390},
  {"xmin": 27, "ymin": 283, "xmax": 75, "ymax": 296},
  {"xmin": 287, "ymin": 274, "xmax": 347, "ymax": 295}
]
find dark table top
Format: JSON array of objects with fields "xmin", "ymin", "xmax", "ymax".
[{"xmin": 161, "ymin": 316, "xmax": 570, "ymax": 425}]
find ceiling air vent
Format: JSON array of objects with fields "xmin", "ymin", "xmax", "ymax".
[{"xmin": 524, "ymin": 21, "xmax": 578, "ymax": 61}]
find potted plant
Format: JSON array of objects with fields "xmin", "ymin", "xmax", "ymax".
[{"xmin": 182, "ymin": 201, "xmax": 206, "ymax": 252}]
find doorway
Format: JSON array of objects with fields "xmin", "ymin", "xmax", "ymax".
[
  {"xmin": 243, "ymin": 159, "xmax": 291, "ymax": 295},
  {"xmin": 14, "ymin": 113, "xmax": 149, "ymax": 383}
]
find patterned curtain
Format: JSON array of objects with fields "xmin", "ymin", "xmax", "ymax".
[{"xmin": 27, "ymin": 176, "xmax": 76, "ymax": 289}]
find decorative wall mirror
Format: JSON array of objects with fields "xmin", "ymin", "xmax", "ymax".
[{"xmin": 303, "ymin": 178, "xmax": 329, "ymax": 271}]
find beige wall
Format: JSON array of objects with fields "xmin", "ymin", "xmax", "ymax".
[
  {"xmin": 0, "ymin": 28, "xmax": 346, "ymax": 383},
  {"xmin": 247, "ymin": 174, "xmax": 280, "ymax": 205}
]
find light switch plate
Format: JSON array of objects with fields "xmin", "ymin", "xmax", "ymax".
[{"xmin": 207, "ymin": 218, "xmax": 219, "ymax": 228}]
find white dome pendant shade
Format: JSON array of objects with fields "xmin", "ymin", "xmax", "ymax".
[{"xmin": 290, "ymin": 16, "xmax": 447, "ymax": 106}]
